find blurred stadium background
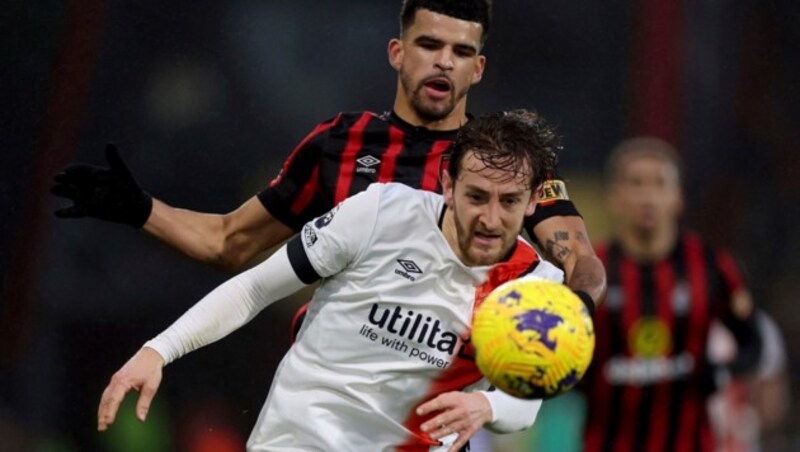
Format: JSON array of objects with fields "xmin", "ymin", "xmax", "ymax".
[{"xmin": 1, "ymin": 0, "xmax": 798, "ymax": 450}]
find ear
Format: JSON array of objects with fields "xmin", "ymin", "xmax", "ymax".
[
  {"xmin": 471, "ymin": 55, "xmax": 486, "ymax": 85},
  {"xmin": 388, "ymin": 38, "xmax": 403, "ymax": 71},
  {"xmin": 441, "ymin": 170, "xmax": 455, "ymax": 207}
]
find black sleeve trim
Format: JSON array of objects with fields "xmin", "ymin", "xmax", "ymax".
[
  {"xmin": 573, "ymin": 290, "xmax": 596, "ymax": 316},
  {"xmin": 524, "ymin": 199, "xmax": 582, "ymax": 230},
  {"xmin": 258, "ymin": 189, "xmax": 306, "ymax": 232},
  {"xmin": 287, "ymin": 235, "xmax": 322, "ymax": 284}
]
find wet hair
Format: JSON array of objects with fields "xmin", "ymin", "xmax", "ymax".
[
  {"xmin": 446, "ymin": 109, "xmax": 561, "ymax": 191},
  {"xmin": 400, "ymin": 0, "xmax": 492, "ymax": 45},
  {"xmin": 604, "ymin": 136, "xmax": 683, "ymax": 186}
]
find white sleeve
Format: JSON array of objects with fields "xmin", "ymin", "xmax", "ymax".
[
  {"xmin": 299, "ymin": 184, "xmax": 381, "ymax": 277},
  {"xmin": 145, "ymin": 246, "xmax": 306, "ymax": 364},
  {"xmin": 480, "ymin": 389, "xmax": 542, "ymax": 433}
]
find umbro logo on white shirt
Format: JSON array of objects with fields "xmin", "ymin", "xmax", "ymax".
[
  {"xmin": 395, "ymin": 259, "xmax": 422, "ymax": 281},
  {"xmin": 356, "ymin": 155, "xmax": 380, "ymax": 174}
]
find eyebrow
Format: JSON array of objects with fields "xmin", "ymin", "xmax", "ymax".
[
  {"xmin": 464, "ymin": 184, "xmax": 528, "ymax": 197},
  {"xmin": 414, "ymin": 34, "xmax": 479, "ymax": 55}
]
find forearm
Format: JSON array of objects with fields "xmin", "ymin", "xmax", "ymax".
[
  {"xmin": 145, "ymin": 246, "xmax": 306, "ymax": 364},
  {"xmin": 143, "ymin": 196, "xmax": 295, "ymax": 270},
  {"xmin": 566, "ymin": 253, "xmax": 607, "ymax": 303},
  {"xmin": 143, "ymin": 199, "xmax": 230, "ymax": 265},
  {"xmin": 532, "ymin": 215, "xmax": 607, "ymax": 303}
]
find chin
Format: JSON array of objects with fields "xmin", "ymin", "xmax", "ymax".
[{"xmin": 468, "ymin": 250, "xmax": 503, "ymax": 266}]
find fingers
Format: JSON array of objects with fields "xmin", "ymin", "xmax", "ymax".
[
  {"xmin": 417, "ymin": 392, "xmax": 485, "ymax": 448},
  {"xmin": 97, "ymin": 348, "xmax": 164, "ymax": 432},
  {"xmin": 51, "ymin": 182, "xmax": 88, "ymax": 217},
  {"xmin": 97, "ymin": 375, "xmax": 131, "ymax": 431},
  {"xmin": 105, "ymin": 143, "xmax": 131, "ymax": 176},
  {"xmin": 135, "ymin": 377, "xmax": 161, "ymax": 422},
  {"xmin": 53, "ymin": 166, "xmax": 103, "ymax": 191},
  {"xmin": 50, "ymin": 182, "xmax": 78, "ymax": 199},
  {"xmin": 416, "ymin": 392, "xmax": 450, "ymax": 417},
  {"xmin": 419, "ymin": 393, "xmax": 459, "ymax": 439}
]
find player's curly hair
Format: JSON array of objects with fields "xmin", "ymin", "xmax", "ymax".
[
  {"xmin": 446, "ymin": 109, "xmax": 561, "ymax": 191},
  {"xmin": 400, "ymin": 0, "xmax": 492, "ymax": 45}
]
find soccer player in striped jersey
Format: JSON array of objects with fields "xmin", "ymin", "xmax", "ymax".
[
  {"xmin": 97, "ymin": 109, "xmax": 567, "ymax": 451},
  {"xmin": 582, "ymin": 137, "xmax": 762, "ymax": 452},
  {"xmin": 51, "ymin": 0, "xmax": 606, "ymax": 307}
]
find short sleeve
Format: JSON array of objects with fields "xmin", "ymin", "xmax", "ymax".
[
  {"xmin": 297, "ymin": 183, "xmax": 382, "ymax": 278},
  {"xmin": 258, "ymin": 113, "xmax": 343, "ymax": 231}
]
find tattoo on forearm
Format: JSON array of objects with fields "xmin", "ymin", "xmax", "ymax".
[{"xmin": 545, "ymin": 231, "xmax": 572, "ymax": 263}]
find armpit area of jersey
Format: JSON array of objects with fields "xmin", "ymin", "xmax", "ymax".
[{"xmin": 257, "ymin": 188, "xmax": 307, "ymax": 232}]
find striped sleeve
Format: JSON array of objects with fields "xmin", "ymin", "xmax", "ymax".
[{"xmin": 258, "ymin": 113, "xmax": 343, "ymax": 231}]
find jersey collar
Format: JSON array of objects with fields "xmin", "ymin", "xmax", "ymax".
[{"xmin": 387, "ymin": 110, "xmax": 469, "ymax": 139}]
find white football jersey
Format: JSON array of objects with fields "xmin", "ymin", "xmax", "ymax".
[{"xmin": 248, "ymin": 183, "xmax": 563, "ymax": 451}]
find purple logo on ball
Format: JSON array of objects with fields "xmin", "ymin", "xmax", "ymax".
[{"xmin": 513, "ymin": 309, "xmax": 562, "ymax": 351}]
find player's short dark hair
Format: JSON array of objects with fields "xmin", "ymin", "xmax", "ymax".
[
  {"xmin": 605, "ymin": 136, "xmax": 683, "ymax": 186},
  {"xmin": 400, "ymin": 0, "xmax": 492, "ymax": 45},
  {"xmin": 447, "ymin": 109, "xmax": 560, "ymax": 191}
]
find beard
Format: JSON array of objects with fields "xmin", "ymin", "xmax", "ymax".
[
  {"xmin": 400, "ymin": 72, "xmax": 469, "ymax": 122},
  {"xmin": 452, "ymin": 207, "xmax": 517, "ymax": 267}
]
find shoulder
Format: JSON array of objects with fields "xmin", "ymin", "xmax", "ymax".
[
  {"xmin": 328, "ymin": 110, "xmax": 385, "ymax": 129},
  {"xmin": 362, "ymin": 183, "xmax": 443, "ymax": 223},
  {"xmin": 367, "ymin": 182, "xmax": 440, "ymax": 204},
  {"xmin": 523, "ymin": 257, "xmax": 565, "ymax": 284}
]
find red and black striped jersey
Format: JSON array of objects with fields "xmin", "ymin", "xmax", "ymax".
[
  {"xmin": 258, "ymin": 110, "xmax": 579, "ymax": 236},
  {"xmin": 583, "ymin": 231, "xmax": 748, "ymax": 452}
]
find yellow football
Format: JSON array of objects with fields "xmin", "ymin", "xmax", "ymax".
[{"xmin": 472, "ymin": 278, "xmax": 595, "ymax": 399}]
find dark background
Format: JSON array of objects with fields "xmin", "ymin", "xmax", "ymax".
[{"xmin": 2, "ymin": 0, "xmax": 798, "ymax": 450}]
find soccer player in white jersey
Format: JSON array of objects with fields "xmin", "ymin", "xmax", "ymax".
[{"xmin": 97, "ymin": 109, "xmax": 572, "ymax": 451}]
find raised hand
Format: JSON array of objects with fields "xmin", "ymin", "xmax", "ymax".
[{"xmin": 52, "ymin": 144, "xmax": 153, "ymax": 227}]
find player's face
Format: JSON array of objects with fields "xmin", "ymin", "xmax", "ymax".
[
  {"xmin": 610, "ymin": 155, "xmax": 683, "ymax": 235},
  {"xmin": 389, "ymin": 9, "xmax": 486, "ymax": 125},
  {"xmin": 442, "ymin": 152, "xmax": 537, "ymax": 266}
]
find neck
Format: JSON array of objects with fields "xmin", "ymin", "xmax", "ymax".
[
  {"xmin": 617, "ymin": 223, "xmax": 679, "ymax": 263},
  {"xmin": 441, "ymin": 208, "xmax": 465, "ymax": 263}
]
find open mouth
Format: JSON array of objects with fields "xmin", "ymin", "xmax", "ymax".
[
  {"xmin": 473, "ymin": 231, "xmax": 501, "ymax": 246},
  {"xmin": 423, "ymin": 77, "xmax": 452, "ymax": 96}
]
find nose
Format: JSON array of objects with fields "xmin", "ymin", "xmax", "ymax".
[
  {"xmin": 480, "ymin": 200, "xmax": 502, "ymax": 230},
  {"xmin": 434, "ymin": 48, "xmax": 455, "ymax": 71}
]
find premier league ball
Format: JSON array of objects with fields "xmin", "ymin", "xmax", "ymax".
[{"xmin": 472, "ymin": 278, "xmax": 595, "ymax": 399}]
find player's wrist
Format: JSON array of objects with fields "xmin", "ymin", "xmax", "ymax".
[
  {"xmin": 127, "ymin": 190, "xmax": 153, "ymax": 228},
  {"xmin": 572, "ymin": 290, "xmax": 595, "ymax": 316}
]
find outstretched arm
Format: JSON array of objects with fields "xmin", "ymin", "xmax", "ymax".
[
  {"xmin": 52, "ymin": 145, "xmax": 295, "ymax": 270},
  {"xmin": 97, "ymin": 244, "xmax": 307, "ymax": 431},
  {"xmin": 144, "ymin": 196, "xmax": 295, "ymax": 270},
  {"xmin": 532, "ymin": 215, "xmax": 607, "ymax": 305}
]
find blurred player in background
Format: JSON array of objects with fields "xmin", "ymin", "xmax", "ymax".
[
  {"xmin": 581, "ymin": 137, "xmax": 762, "ymax": 452},
  {"xmin": 97, "ymin": 109, "xmax": 566, "ymax": 451},
  {"xmin": 51, "ymin": 0, "xmax": 606, "ymax": 306},
  {"xmin": 707, "ymin": 308, "xmax": 790, "ymax": 451}
]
